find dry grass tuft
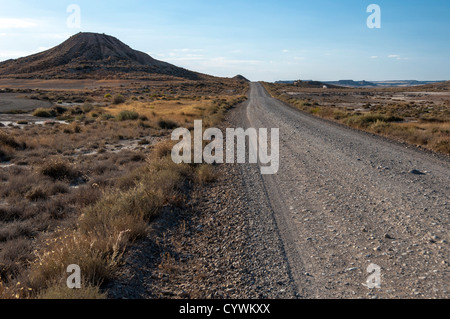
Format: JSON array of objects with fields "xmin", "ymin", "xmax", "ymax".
[
  {"xmin": 195, "ymin": 164, "xmax": 217, "ymax": 185},
  {"xmin": 37, "ymin": 282, "xmax": 107, "ymax": 299},
  {"xmin": 0, "ymin": 130, "xmax": 26, "ymax": 150},
  {"xmin": 27, "ymin": 229, "xmax": 130, "ymax": 292}
]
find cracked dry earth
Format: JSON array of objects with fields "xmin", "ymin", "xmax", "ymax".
[{"xmin": 108, "ymin": 83, "xmax": 449, "ymax": 299}]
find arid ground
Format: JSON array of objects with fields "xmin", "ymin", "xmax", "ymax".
[
  {"xmin": 0, "ymin": 78, "xmax": 248, "ymax": 298},
  {"xmin": 1, "ymin": 76, "xmax": 448, "ymax": 299}
]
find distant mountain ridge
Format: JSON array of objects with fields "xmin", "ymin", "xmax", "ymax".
[
  {"xmin": 325, "ymin": 80, "xmax": 377, "ymax": 87},
  {"xmin": 276, "ymin": 79, "xmax": 445, "ymax": 88},
  {"xmin": 274, "ymin": 80, "xmax": 340, "ymax": 88},
  {"xmin": 0, "ymin": 32, "xmax": 206, "ymax": 80},
  {"xmin": 325, "ymin": 80, "xmax": 445, "ymax": 88}
]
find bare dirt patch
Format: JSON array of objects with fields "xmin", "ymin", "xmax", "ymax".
[{"xmin": 0, "ymin": 93, "xmax": 52, "ymax": 113}]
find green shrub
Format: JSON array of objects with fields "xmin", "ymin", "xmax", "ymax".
[
  {"xmin": 101, "ymin": 113, "xmax": 115, "ymax": 121},
  {"xmin": 33, "ymin": 108, "xmax": 54, "ymax": 118},
  {"xmin": 345, "ymin": 114, "xmax": 403, "ymax": 128},
  {"xmin": 117, "ymin": 110, "xmax": 140, "ymax": 121}
]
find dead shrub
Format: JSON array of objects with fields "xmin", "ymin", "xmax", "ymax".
[
  {"xmin": 67, "ymin": 186, "xmax": 102, "ymax": 208},
  {"xmin": 152, "ymin": 140, "xmax": 176, "ymax": 159},
  {"xmin": 48, "ymin": 182, "xmax": 70, "ymax": 196},
  {"xmin": 25, "ymin": 187, "xmax": 48, "ymax": 202},
  {"xmin": 158, "ymin": 119, "xmax": 178, "ymax": 130},
  {"xmin": 112, "ymin": 94, "xmax": 126, "ymax": 105},
  {"xmin": 0, "ymin": 237, "xmax": 33, "ymax": 280},
  {"xmin": 0, "ymin": 220, "xmax": 34, "ymax": 242},
  {"xmin": 0, "ymin": 145, "xmax": 13, "ymax": 162},
  {"xmin": 115, "ymin": 165, "xmax": 149, "ymax": 191},
  {"xmin": 1, "ymin": 173, "xmax": 42, "ymax": 200},
  {"xmin": 39, "ymin": 158, "xmax": 80, "ymax": 182},
  {"xmin": 434, "ymin": 139, "xmax": 450, "ymax": 154},
  {"xmin": 0, "ymin": 131, "xmax": 25, "ymax": 150}
]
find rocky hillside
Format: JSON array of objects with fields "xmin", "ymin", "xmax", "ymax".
[{"xmin": 0, "ymin": 32, "xmax": 205, "ymax": 80}]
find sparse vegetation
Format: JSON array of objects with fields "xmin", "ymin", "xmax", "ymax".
[
  {"xmin": 0, "ymin": 79, "xmax": 248, "ymax": 299},
  {"xmin": 0, "ymin": 131, "xmax": 26, "ymax": 150},
  {"xmin": 195, "ymin": 164, "xmax": 217, "ymax": 185},
  {"xmin": 112, "ymin": 94, "xmax": 126, "ymax": 105},
  {"xmin": 39, "ymin": 157, "xmax": 81, "ymax": 182},
  {"xmin": 116, "ymin": 110, "xmax": 140, "ymax": 121},
  {"xmin": 32, "ymin": 108, "xmax": 54, "ymax": 118},
  {"xmin": 343, "ymin": 113, "xmax": 403, "ymax": 128},
  {"xmin": 0, "ymin": 145, "xmax": 11, "ymax": 162},
  {"xmin": 264, "ymin": 82, "xmax": 450, "ymax": 154},
  {"xmin": 157, "ymin": 119, "xmax": 178, "ymax": 130}
]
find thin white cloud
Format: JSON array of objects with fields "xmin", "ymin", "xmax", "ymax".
[
  {"xmin": 166, "ymin": 55, "xmax": 262, "ymax": 66},
  {"xmin": 370, "ymin": 56, "xmax": 378, "ymax": 59},
  {"xmin": 388, "ymin": 54, "xmax": 409, "ymax": 60},
  {"xmin": 206, "ymin": 57, "xmax": 262, "ymax": 66},
  {"xmin": 165, "ymin": 56, "xmax": 205, "ymax": 62},
  {"xmin": 174, "ymin": 48, "xmax": 204, "ymax": 53},
  {"xmin": 0, "ymin": 18, "xmax": 38, "ymax": 29},
  {"xmin": 282, "ymin": 49, "xmax": 290, "ymax": 53}
]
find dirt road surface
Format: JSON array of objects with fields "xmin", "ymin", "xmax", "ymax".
[{"xmin": 229, "ymin": 82, "xmax": 449, "ymax": 298}]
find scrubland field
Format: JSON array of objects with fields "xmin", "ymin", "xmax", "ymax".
[
  {"xmin": 0, "ymin": 79, "xmax": 248, "ymax": 298},
  {"xmin": 264, "ymin": 82, "xmax": 450, "ymax": 155}
]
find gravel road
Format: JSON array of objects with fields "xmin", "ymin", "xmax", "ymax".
[
  {"xmin": 109, "ymin": 82, "xmax": 448, "ymax": 299},
  {"xmin": 228, "ymin": 82, "xmax": 449, "ymax": 298}
]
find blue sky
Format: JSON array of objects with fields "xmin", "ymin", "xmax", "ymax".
[{"xmin": 0, "ymin": 0, "xmax": 449, "ymax": 81}]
